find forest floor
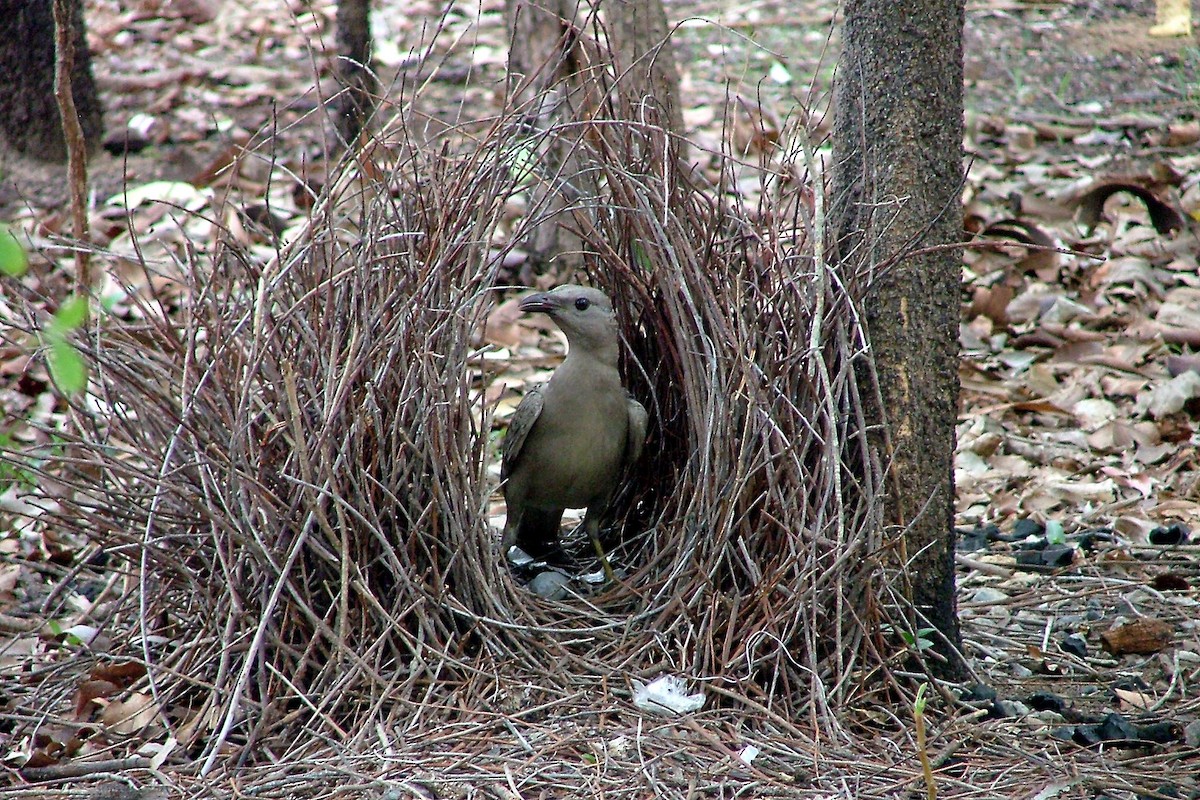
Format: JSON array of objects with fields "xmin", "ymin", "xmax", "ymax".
[{"xmin": 1, "ymin": 0, "xmax": 1199, "ymax": 797}]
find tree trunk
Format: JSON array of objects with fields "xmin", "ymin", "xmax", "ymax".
[
  {"xmin": 0, "ymin": 0, "xmax": 102, "ymax": 161},
  {"xmin": 830, "ymin": 0, "xmax": 966, "ymax": 677},
  {"xmin": 333, "ymin": 0, "xmax": 377, "ymax": 146},
  {"xmin": 605, "ymin": 0, "xmax": 682, "ymax": 143},
  {"xmin": 505, "ymin": 0, "xmax": 682, "ymax": 277},
  {"xmin": 506, "ymin": 0, "xmax": 591, "ymax": 275}
]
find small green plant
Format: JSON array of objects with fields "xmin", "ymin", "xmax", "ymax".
[
  {"xmin": 0, "ymin": 227, "xmax": 28, "ymax": 277},
  {"xmin": 44, "ymin": 296, "xmax": 89, "ymax": 394},
  {"xmin": 1044, "ymin": 519, "xmax": 1065, "ymax": 545},
  {"xmin": 0, "ymin": 228, "xmax": 88, "ymax": 393},
  {"xmin": 884, "ymin": 623, "xmax": 937, "ymax": 652},
  {"xmin": 45, "ymin": 619, "xmax": 90, "ymax": 648}
]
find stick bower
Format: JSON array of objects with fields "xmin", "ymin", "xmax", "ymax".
[{"xmin": 1, "ymin": 94, "xmax": 888, "ymax": 790}]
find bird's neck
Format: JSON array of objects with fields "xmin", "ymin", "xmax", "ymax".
[{"xmin": 562, "ymin": 343, "xmax": 621, "ymax": 379}]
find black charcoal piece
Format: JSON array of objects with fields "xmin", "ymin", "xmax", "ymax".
[{"xmin": 1061, "ymin": 633, "xmax": 1088, "ymax": 658}]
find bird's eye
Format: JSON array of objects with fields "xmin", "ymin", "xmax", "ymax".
[{"xmin": 574, "ymin": 297, "xmax": 590, "ymax": 310}]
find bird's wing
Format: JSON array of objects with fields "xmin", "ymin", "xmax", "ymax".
[
  {"xmin": 625, "ymin": 397, "xmax": 648, "ymax": 466},
  {"xmin": 501, "ymin": 386, "xmax": 544, "ymax": 481}
]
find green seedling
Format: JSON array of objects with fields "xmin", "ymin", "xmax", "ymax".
[
  {"xmin": 45, "ymin": 295, "xmax": 89, "ymax": 394},
  {"xmin": 884, "ymin": 623, "xmax": 937, "ymax": 652},
  {"xmin": 0, "ymin": 227, "xmax": 28, "ymax": 277}
]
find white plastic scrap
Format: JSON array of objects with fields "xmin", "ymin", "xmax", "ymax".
[
  {"xmin": 738, "ymin": 744, "xmax": 760, "ymax": 765},
  {"xmin": 631, "ymin": 675, "xmax": 705, "ymax": 715}
]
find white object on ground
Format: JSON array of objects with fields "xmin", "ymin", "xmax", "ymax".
[{"xmin": 632, "ymin": 675, "xmax": 705, "ymax": 715}]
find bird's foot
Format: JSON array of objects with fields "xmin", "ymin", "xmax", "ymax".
[{"xmin": 589, "ymin": 534, "xmax": 618, "ymax": 584}]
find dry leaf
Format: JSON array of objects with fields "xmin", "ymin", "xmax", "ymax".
[
  {"xmin": 1113, "ymin": 687, "xmax": 1153, "ymax": 710},
  {"xmin": 1100, "ymin": 619, "xmax": 1173, "ymax": 655},
  {"xmin": 1075, "ymin": 181, "xmax": 1185, "ymax": 235},
  {"xmin": 99, "ymin": 692, "xmax": 159, "ymax": 735},
  {"xmin": 483, "ymin": 297, "xmax": 531, "ymax": 348},
  {"xmin": 1137, "ymin": 372, "xmax": 1200, "ymax": 419}
]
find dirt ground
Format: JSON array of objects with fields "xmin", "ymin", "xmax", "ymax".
[
  {"xmin": 2, "ymin": 0, "xmax": 1195, "ymax": 212},
  {"xmin": 2, "ymin": 0, "xmax": 1199, "ymax": 796}
]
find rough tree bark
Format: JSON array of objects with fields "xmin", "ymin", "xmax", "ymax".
[
  {"xmin": 604, "ymin": 0, "xmax": 682, "ymax": 143},
  {"xmin": 0, "ymin": 0, "xmax": 103, "ymax": 161},
  {"xmin": 830, "ymin": 0, "xmax": 967, "ymax": 676},
  {"xmin": 505, "ymin": 0, "xmax": 681, "ymax": 276},
  {"xmin": 333, "ymin": 0, "xmax": 378, "ymax": 146}
]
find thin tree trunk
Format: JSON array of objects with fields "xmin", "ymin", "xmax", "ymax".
[
  {"xmin": 333, "ymin": 0, "xmax": 377, "ymax": 147},
  {"xmin": 506, "ymin": 0, "xmax": 592, "ymax": 276},
  {"xmin": 831, "ymin": 0, "xmax": 966, "ymax": 677},
  {"xmin": 53, "ymin": 0, "xmax": 92, "ymax": 292},
  {"xmin": 505, "ymin": 0, "xmax": 682, "ymax": 278},
  {"xmin": 605, "ymin": 0, "xmax": 682, "ymax": 147},
  {"xmin": 0, "ymin": 0, "xmax": 102, "ymax": 162}
]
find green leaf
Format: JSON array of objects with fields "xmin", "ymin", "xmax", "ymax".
[
  {"xmin": 48, "ymin": 340, "xmax": 88, "ymax": 393},
  {"xmin": 1045, "ymin": 519, "xmax": 1065, "ymax": 545},
  {"xmin": 52, "ymin": 295, "xmax": 89, "ymax": 331},
  {"xmin": 632, "ymin": 242, "xmax": 653, "ymax": 272},
  {"xmin": 0, "ymin": 228, "xmax": 28, "ymax": 277},
  {"xmin": 914, "ymin": 682, "xmax": 929, "ymax": 713}
]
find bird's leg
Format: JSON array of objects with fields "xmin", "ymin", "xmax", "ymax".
[{"xmin": 583, "ymin": 512, "xmax": 616, "ymax": 583}]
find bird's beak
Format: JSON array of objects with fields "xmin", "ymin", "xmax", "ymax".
[{"xmin": 518, "ymin": 293, "xmax": 556, "ymax": 314}]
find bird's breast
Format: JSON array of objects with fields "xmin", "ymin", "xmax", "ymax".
[{"xmin": 521, "ymin": 379, "xmax": 629, "ymax": 509}]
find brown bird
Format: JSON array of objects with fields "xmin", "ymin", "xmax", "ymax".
[{"xmin": 501, "ymin": 285, "xmax": 648, "ymax": 579}]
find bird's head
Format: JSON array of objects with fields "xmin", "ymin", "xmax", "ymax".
[{"xmin": 519, "ymin": 285, "xmax": 620, "ymax": 359}]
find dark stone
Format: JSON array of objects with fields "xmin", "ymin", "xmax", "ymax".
[
  {"xmin": 1050, "ymin": 726, "xmax": 1076, "ymax": 741},
  {"xmin": 1185, "ymin": 719, "xmax": 1200, "ymax": 748},
  {"xmin": 1112, "ymin": 676, "xmax": 1151, "ymax": 692},
  {"xmin": 528, "ymin": 570, "xmax": 571, "ymax": 600},
  {"xmin": 1135, "ymin": 721, "xmax": 1182, "ymax": 744},
  {"xmin": 1137, "ymin": 785, "xmax": 1181, "ymax": 800},
  {"xmin": 1073, "ymin": 713, "xmax": 1146, "ymax": 748},
  {"xmin": 990, "ymin": 699, "xmax": 1030, "ymax": 719},
  {"xmin": 1149, "ymin": 522, "xmax": 1191, "ymax": 546},
  {"xmin": 1098, "ymin": 712, "xmax": 1138, "ymax": 742},
  {"xmin": 1040, "ymin": 544, "xmax": 1075, "ymax": 567},
  {"xmin": 960, "ymin": 684, "xmax": 997, "ymax": 703},
  {"xmin": 1073, "ymin": 723, "xmax": 1104, "ymax": 746},
  {"xmin": 1012, "ymin": 518, "xmax": 1045, "ymax": 539},
  {"xmin": 1016, "ymin": 550, "xmax": 1045, "ymax": 568},
  {"xmin": 1061, "ymin": 633, "xmax": 1088, "ymax": 658},
  {"xmin": 1071, "ymin": 528, "xmax": 1114, "ymax": 551},
  {"xmin": 956, "ymin": 525, "xmax": 991, "ymax": 552},
  {"xmin": 1028, "ymin": 691, "xmax": 1066, "ymax": 713}
]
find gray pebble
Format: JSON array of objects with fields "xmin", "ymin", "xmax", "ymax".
[{"xmin": 528, "ymin": 570, "xmax": 572, "ymax": 600}]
